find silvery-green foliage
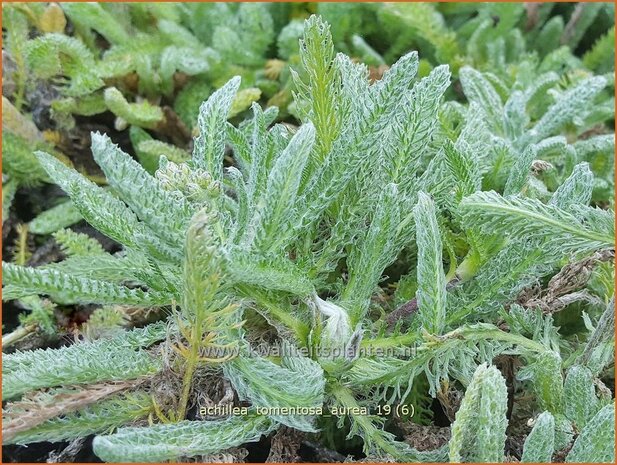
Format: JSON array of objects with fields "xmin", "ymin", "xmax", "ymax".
[
  {"xmin": 447, "ymin": 243, "xmax": 553, "ymax": 322},
  {"xmin": 521, "ymin": 412, "xmax": 555, "ymax": 463},
  {"xmin": 564, "ymin": 365, "xmax": 600, "ymax": 430},
  {"xmin": 38, "ymin": 250, "xmax": 150, "ymax": 286},
  {"xmin": 226, "ymin": 252, "xmax": 314, "ymax": 295},
  {"xmin": 6, "ymin": 392, "xmax": 153, "ymax": 446},
  {"xmin": 2, "ymin": 178, "xmax": 18, "ymax": 223},
  {"xmin": 210, "ymin": 3, "xmax": 274, "ymax": 67},
  {"xmin": 346, "ymin": 323, "xmax": 544, "ymax": 403},
  {"xmin": 449, "ymin": 363, "xmax": 508, "ymax": 463},
  {"xmin": 192, "ymin": 76, "xmax": 241, "ymax": 180},
  {"xmin": 554, "ymin": 413, "xmax": 575, "ymax": 452},
  {"xmin": 53, "ymin": 229, "xmax": 106, "ymax": 257},
  {"xmin": 2, "ymin": 261, "xmax": 171, "ymax": 306},
  {"xmin": 291, "ymin": 15, "xmax": 342, "ymax": 162},
  {"xmin": 249, "ymin": 122, "xmax": 315, "ymax": 249},
  {"xmin": 33, "ymin": 150, "xmax": 166, "ymax": 252},
  {"xmin": 579, "ymin": 298, "xmax": 616, "ymax": 376},
  {"xmin": 93, "ymin": 414, "xmax": 275, "ymax": 463},
  {"xmin": 549, "ymin": 162, "xmax": 594, "ymax": 207},
  {"xmin": 181, "ymin": 208, "xmax": 236, "ymax": 344},
  {"xmin": 28, "ymin": 200, "xmax": 83, "ymax": 235},
  {"xmin": 449, "ymin": 157, "xmax": 612, "ymax": 323},
  {"xmin": 25, "ymin": 33, "xmax": 104, "ymax": 97},
  {"xmin": 518, "ymin": 351, "xmax": 564, "ymax": 414},
  {"xmin": 530, "ymin": 75, "xmax": 608, "ymax": 143},
  {"xmin": 90, "ymin": 132, "xmax": 192, "ymax": 248},
  {"xmin": 459, "ymin": 67, "xmax": 504, "ymax": 135},
  {"xmin": 460, "ymin": 191, "xmax": 614, "ymax": 255},
  {"xmin": 413, "ymin": 192, "xmax": 447, "ymax": 334},
  {"xmin": 501, "ymin": 305, "xmax": 561, "ymax": 350},
  {"xmin": 386, "ymin": 65, "xmax": 451, "ymax": 190},
  {"xmin": 13, "ymin": 296, "xmax": 56, "ymax": 337},
  {"xmin": 2, "ymin": 12, "xmax": 615, "ymax": 463},
  {"xmin": 503, "ymin": 145, "xmax": 537, "ymax": 196},
  {"xmin": 457, "ymin": 63, "xmax": 611, "ymax": 199},
  {"xmin": 8, "ymin": 2, "xmax": 279, "ymax": 133},
  {"xmin": 61, "ymin": 3, "xmax": 129, "ymax": 45},
  {"xmin": 3, "ymin": 323, "xmax": 166, "ymax": 400},
  {"xmin": 443, "ymin": 140, "xmax": 481, "ymax": 203},
  {"xmin": 343, "ymin": 183, "xmax": 401, "ymax": 319},
  {"xmin": 224, "ymin": 350, "xmax": 324, "ymax": 432},
  {"xmin": 566, "ymin": 404, "xmax": 615, "ymax": 463},
  {"xmin": 330, "ymin": 383, "xmax": 449, "ymax": 462}
]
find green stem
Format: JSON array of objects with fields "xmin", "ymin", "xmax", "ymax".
[
  {"xmin": 361, "ymin": 332, "xmax": 419, "ymax": 350},
  {"xmin": 176, "ymin": 297, "xmax": 208, "ymax": 420},
  {"xmin": 236, "ymin": 285, "xmax": 310, "ymax": 345},
  {"xmin": 330, "ymin": 383, "xmax": 407, "ymax": 460},
  {"xmin": 363, "ymin": 325, "xmax": 545, "ymax": 369},
  {"xmin": 441, "ymin": 324, "xmax": 547, "ymax": 353},
  {"xmin": 177, "ymin": 355, "xmax": 197, "ymax": 420}
]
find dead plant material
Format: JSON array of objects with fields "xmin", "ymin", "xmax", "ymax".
[
  {"xmin": 386, "ymin": 298, "xmax": 418, "ymax": 330},
  {"xmin": 46, "ymin": 437, "xmax": 86, "ymax": 463},
  {"xmin": 195, "ymin": 376, "xmax": 237, "ymax": 420},
  {"xmin": 387, "ymin": 278, "xmax": 461, "ymax": 330},
  {"xmin": 266, "ymin": 426, "xmax": 305, "ymax": 463},
  {"xmin": 436, "ymin": 383, "xmax": 462, "ymax": 423},
  {"xmin": 560, "ymin": 3, "xmax": 585, "ymax": 45},
  {"xmin": 194, "ymin": 448, "xmax": 249, "ymax": 463},
  {"xmin": 518, "ymin": 248, "xmax": 614, "ymax": 313},
  {"xmin": 525, "ymin": 3, "xmax": 541, "ymax": 31},
  {"xmin": 154, "ymin": 106, "xmax": 192, "ymax": 146},
  {"xmin": 2, "ymin": 378, "xmax": 146, "ymax": 442},
  {"xmin": 400, "ymin": 422, "xmax": 451, "ymax": 452},
  {"xmin": 26, "ymin": 237, "xmax": 63, "ymax": 267},
  {"xmin": 368, "ymin": 64, "xmax": 390, "ymax": 83}
]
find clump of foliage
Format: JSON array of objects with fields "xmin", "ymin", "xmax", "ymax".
[
  {"xmin": 2, "ymin": 7, "xmax": 615, "ymax": 465},
  {"xmin": 4, "ymin": 2, "xmax": 612, "ymax": 230},
  {"xmin": 3, "ymin": 2, "xmax": 281, "ymax": 130},
  {"xmin": 382, "ymin": 3, "xmax": 613, "ymax": 73}
]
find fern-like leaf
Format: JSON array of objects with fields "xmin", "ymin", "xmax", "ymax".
[
  {"xmin": 449, "ymin": 363, "xmax": 508, "ymax": 463},
  {"xmin": 3, "ymin": 323, "xmax": 166, "ymax": 400},
  {"xmin": 93, "ymin": 414, "xmax": 275, "ymax": 462},
  {"xmin": 460, "ymin": 191, "xmax": 614, "ymax": 254},
  {"xmin": 521, "ymin": 411, "xmax": 555, "ymax": 463},
  {"xmin": 91, "ymin": 132, "xmax": 191, "ymax": 248},
  {"xmin": 192, "ymin": 76, "xmax": 241, "ymax": 179},
  {"xmin": 6, "ymin": 392, "xmax": 153, "ymax": 445},
  {"xmin": 34, "ymin": 151, "xmax": 146, "ymax": 248},
  {"xmin": 566, "ymin": 404, "xmax": 615, "ymax": 463},
  {"xmin": 224, "ymin": 351, "xmax": 324, "ymax": 432},
  {"xmin": 414, "ymin": 192, "xmax": 447, "ymax": 334},
  {"xmin": 2, "ymin": 262, "xmax": 171, "ymax": 306}
]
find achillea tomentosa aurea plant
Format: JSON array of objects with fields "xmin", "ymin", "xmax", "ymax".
[{"xmin": 2, "ymin": 15, "xmax": 615, "ymax": 463}]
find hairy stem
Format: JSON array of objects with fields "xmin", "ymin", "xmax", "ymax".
[
  {"xmin": 237, "ymin": 285, "xmax": 310, "ymax": 344},
  {"xmin": 330, "ymin": 383, "xmax": 403, "ymax": 459},
  {"xmin": 176, "ymin": 309, "xmax": 206, "ymax": 420}
]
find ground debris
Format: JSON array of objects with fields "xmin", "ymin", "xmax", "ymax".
[
  {"xmin": 266, "ymin": 426, "xmax": 305, "ymax": 463},
  {"xmin": 517, "ymin": 249, "xmax": 614, "ymax": 313},
  {"xmin": 400, "ymin": 422, "xmax": 451, "ymax": 451}
]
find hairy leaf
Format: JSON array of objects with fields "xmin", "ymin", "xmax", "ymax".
[{"xmin": 93, "ymin": 414, "xmax": 274, "ymax": 462}]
